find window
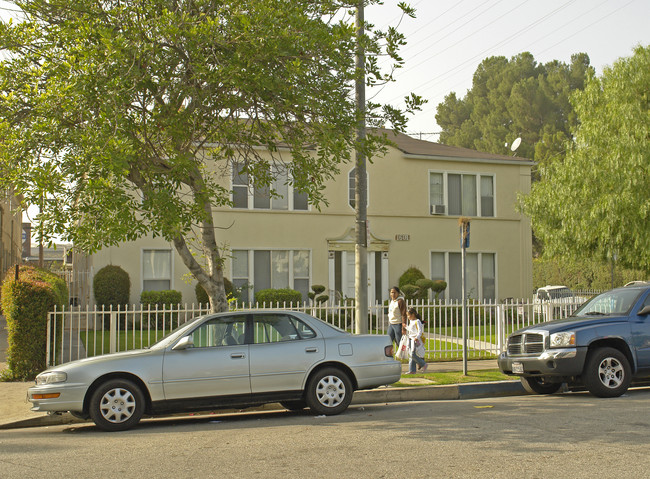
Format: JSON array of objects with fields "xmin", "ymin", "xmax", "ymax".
[
  {"xmin": 430, "ymin": 251, "xmax": 496, "ymax": 300},
  {"xmin": 252, "ymin": 313, "xmax": 315, "ymax": 344},
  {"xmin": 348, "ymin": 168, "xmax": 369, "ymax": 208},
  {"xmin": 232, "ymin": 249, "xmax": 310, "ymax": 302},
  {"xmin": 189, "ymin": 316, "xmax": 246, "ymax": 347},
  {"xmin": 143, "ymin": 249, "xmax": 172, "ymax": 291},
  {"xmin": 429, "ymin": 172, "xmax": 495, "ymax": 217},
  {"xmin": 232, "ymin": 163, "xmax": 308, "ymax": 211}
]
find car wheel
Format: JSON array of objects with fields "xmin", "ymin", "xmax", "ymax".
[
  {"xmin": 89, "ymin": 379, "xmax": 145, "ymax": 431},
  {"xmin": 280, "ymin": 400, "xmax": 308, "ymax": 411},
  {"xmin": 583, "ymin": 347, "xmax": 631, "ymax": 398},
  {"xmin": 305, "ymin": 367, "xmax": 353, "ymax": 416},
  {"xmin": 520, "ymin": 376, "xmax": 562, "ymax": 395}
]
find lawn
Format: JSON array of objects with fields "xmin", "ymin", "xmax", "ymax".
[
  {"xmin": 80, "ymin": 330, "xmax": 168, "ymax": 356},
  {"xmin": 394, "ymin": 368, "xmax": 511, "ymax": 387}
]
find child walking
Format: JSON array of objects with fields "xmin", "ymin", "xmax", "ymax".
[{"xmin": 406, "ymin": 307, "xmax": 427, "ymax": 374}]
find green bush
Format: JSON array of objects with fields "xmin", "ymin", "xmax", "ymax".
[
  {"xmin": 399, "ymin": 266, "xmax": 431, "ymax": 301},
  {"xmin": 93, "ymin": 265, "xmax": 130, "ymax": 308},
  {"xmin": 0, "ymin": 265, "xmax": 68, "ymax": 380},
  {"xmin": 195, "ymin": 278, "xmax": 235, "ymax": 306},
  {"xmin": 255, "ymin": 288, "xmax": 302, "ymax": 305},
  {"xmin": 140, "ymin": 290, "xmax": 183, "ymax": 330},
  {"xmin": 308, "ymin": 284, "xmax": 328, "ymax": 304}
]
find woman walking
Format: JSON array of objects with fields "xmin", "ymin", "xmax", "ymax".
[{"xmin": 387, "ymin": 286, "xmax": 407, "ymax": 348}]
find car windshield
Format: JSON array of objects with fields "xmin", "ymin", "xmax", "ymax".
[
  {"xmin": 573, "ymin": 289, "xmax": 643, "ymax": 317},
  {"xmin": 147, "ymin": 315, "xmax": 207, "ymax": 350}
]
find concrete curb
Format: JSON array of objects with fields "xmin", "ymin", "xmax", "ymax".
[{"xmin": 0, "ymin": 380, "xmax": 527, "ymax": 430}]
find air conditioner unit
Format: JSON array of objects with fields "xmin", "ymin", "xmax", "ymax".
[{"xmin": 430, "ymin": 204, "xmax": 446, "ymax": 215}]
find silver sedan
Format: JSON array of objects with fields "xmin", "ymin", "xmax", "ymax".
[{"xmin": 29, "ymin": 310, "xmax": 401, "ymax": 431}]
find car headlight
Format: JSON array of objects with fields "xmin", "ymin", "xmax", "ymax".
[
  {"xmin": 35, "ymin": 371, "xmax": 67, "ymax": 385},
  {"xmin": 550, "ymin": 331, "xmax": 576, "ymax": 348}
]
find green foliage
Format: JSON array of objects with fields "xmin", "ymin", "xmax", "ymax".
[
  {"xmin": 533, "ymin": 257, "xmax": 646, "ymax": 291},
  {"xmin": 0, "ymin": 265, "xmax": 67, "ymax": 380},
  {"xmin": 436, "ymin": 52, "xmax": 593, "ymax": 169},
  {"xmin": 0, "ymin": 0, "xmax": 423, "ymax": 314},
  {"xmin": 308, "ymin": 284, "xmax": 328, "ymax": 304},
  {"xmin": 522, "ymin": 46, "xmax": 650, "ymax": 273},
  {"xmin": 431, "ymin": 280, "xmax": 448, "ymax": 299},
  {"xmin": 93, "ymin": 265, "xmax": 130, "ymax": 309},
  {"xmin": 399, "ymin": 266, "xmax": 430, "ymax": 301},
  {"xmin": 140, "ymin": 290, "xmax": 183, "ymax": 330},
  {"xmin": 255, "ymin": 288, "xmax": 302, "ymax": 305}
]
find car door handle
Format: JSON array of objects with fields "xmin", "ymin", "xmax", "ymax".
[
  {"xmin": 305, "ymin": 347, "xmax": 318, "ymax": 353},
  {"xmin": 230, "ymin": 353, "xmax": 246, "ymax": 359}
]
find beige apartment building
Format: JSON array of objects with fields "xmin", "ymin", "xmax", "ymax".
[
  {"xmin": 88, "ymin": 130, "xmax": 534, "ymax": 306},
  {"xmin": 0, "ymin": 190, "xmax": 22, "ymax": 279}
]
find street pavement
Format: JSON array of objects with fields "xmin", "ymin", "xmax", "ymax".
[{"xmin": 0, "ymin": 358, "xmax": 526, "ymax": 430}]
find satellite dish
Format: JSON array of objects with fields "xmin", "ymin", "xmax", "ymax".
[{"xmin": 510, "ymin": 137, "xmax": 521, "ymax": 152}]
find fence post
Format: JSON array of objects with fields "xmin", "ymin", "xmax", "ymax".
[
  {"xmin": 497, "ymin": 304, "xmax": 505, "ymax": 352},
  {"xmin": 110, "ymin": 310, "xmax": 117, "ymax": 353}
]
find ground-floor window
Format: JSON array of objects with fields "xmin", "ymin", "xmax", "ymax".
[
  {"xmin": 430, "ymin": 251, "xmax": 496, "ymax": 300},
  {"xmin": 232, "ymin": 249, "xmax": 310, "ymax": 303},
  {"xmin": 142, "ymin": 249, "xmax": 172, "ymax": 291}
]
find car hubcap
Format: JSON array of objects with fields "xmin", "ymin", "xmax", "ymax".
[
  {"xmin": 598, "ymin": 357, "xmax": 624, "ymax": 389},
  {"xmin": 99, "ymin": 387, "xmax": 136, "ymax": 424},
  {"xmin": 315, "ymin": 375, "xmax": 345, "ymax": 408}
]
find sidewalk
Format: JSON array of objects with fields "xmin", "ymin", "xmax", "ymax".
[{"xmin": 0, "ymin": 358, "xmax": 525, "ymax": 430}]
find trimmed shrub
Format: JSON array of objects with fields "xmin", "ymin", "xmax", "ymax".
[
  {"xmin": 308, "ymin": 284, "xmax": 329, "ymax": 304},
  {"xmin": 140, "ymin": 290, "xmax": 183, "ymax": 330},
  {"xmin": 0, "ymin": 265, "xmax": 67, "ymax": 380},
  {"xmin": 399, "ymin": 266, "xmax": 430, "ymax": 301},
  {"xmin": 255, "ymin": 288, "xmax": 302, "ymax": 305},
  {"xmin": 93, "ymin": 265, "xmax": 130, "ymax": 307}
]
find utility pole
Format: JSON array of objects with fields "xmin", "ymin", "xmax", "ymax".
[{"xmin": 354, "ymin": 2, "xmax": 368, "ymax": 334}]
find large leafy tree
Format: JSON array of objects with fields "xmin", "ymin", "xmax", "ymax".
[
  {"xmin": 521, "ymin": 45, "xmax": 650, "ymax": 274},
  {"xmin": 435, "ymin": 52, "xmax": 592, "ymax": 167},
  {"xmin": 0, "ymin": 0, "xmax": 422, "ymax": 311}
]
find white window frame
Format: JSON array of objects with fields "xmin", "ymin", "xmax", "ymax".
[
  {"xmin": 428, "ymin": 170, "xmax": 496, "ymax": 217},
  {"xmin": 430, "ymin": 250, "xmax": 497, "ymax": 300},
  {"xmin": 231, "ymin": 163, "xmax": 309, "ymax": 211},
  {"xmin": 348, "ymin": 167, "xmax": 370, "ymax": 210},
  {"xmin": 231, "ymin": 248, "xmax": 312, "ymax": 302},
  {"xmin": 141, "ymin": 248, "xmax": 173, "ymax": 292}
]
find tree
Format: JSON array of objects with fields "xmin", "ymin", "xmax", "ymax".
[
  {"xmin": 436, "ymin": 52, "xmax": 593, "ymax": 168},
  {"xmin": 521, "ymin": 45, "xmax": 650, "ymax": 274},
  {"xmin": 0, "ymin": 0, "xmax": 423, "ymax": 312}
]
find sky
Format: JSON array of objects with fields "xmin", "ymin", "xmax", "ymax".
[{"xmin": 365, "ymin": 0, "xmax": 650, "ymax": 140}]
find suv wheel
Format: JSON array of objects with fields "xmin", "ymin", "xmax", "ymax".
[
  {"xmin": 520, "ymin": 376, "xmax": 562, "ymax": 395},
  {"xmin": 583, "ymin": 347, "xmax": 631, "ymax": 398},
  {"xmin": 305, "ymin": 367, "xmax": 353, "ymax": 416}
]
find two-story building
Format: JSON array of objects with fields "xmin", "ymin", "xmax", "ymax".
[
  {"xmin": 85, "ymin": 130, "xmax": 534, "ymax": 306},
  {"xmin": 0, "ymin": 190, "xmax": 22, "ymax": 279}
]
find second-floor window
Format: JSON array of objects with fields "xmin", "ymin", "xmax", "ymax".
[
  {"xmin": 429, "ymin": 172, "xmax": 495, "ymax": 217},
  {"xmin": 232, "ymin": 163, "xmax": 308, "ymax": 211},
  {"xmin": 348, "ymin": 168, "xmax": 369, "ymax": 209}
]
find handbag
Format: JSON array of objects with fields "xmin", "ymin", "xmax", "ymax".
[{"xmin": 395, "ymin": 334, "xmax": 409, "ymax": 360}]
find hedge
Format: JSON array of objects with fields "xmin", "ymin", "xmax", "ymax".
[
  {"xmin": 255, "ymin": 288, "xmax": 302, "ymax": 304},
  {"xmin": 1, "ymin": 265, "xmax": 68, "ymax": 380},
  {"xmin": 140, "ymin": 290, "xmax": 183, "ymax": 330}
]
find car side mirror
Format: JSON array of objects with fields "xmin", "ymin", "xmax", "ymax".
[
  {"xmin": 172, "ymin": 336, "xmax": 194, "ymax": 350},
  {"xmin": 638, "ymin": 305, "xmax": 650, "ymax": 316}
]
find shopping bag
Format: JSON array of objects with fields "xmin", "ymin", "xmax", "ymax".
[
  {"xmin": 414, "ymin": 338, "xmax": 426, "ymax": 359},
  {"xmin": 395, "ymin": 335, "xmax": 409, "ymax": 360}
]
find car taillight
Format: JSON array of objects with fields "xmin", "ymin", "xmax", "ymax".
[{"xmin": 385, "ymin": 345, "xmax": 394, "ymax": 357}]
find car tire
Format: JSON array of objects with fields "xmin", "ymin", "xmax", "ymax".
[
  {"xmin": 89, "ymin": 379, "xmax": 145, "ymax": 431},
  {"xmin": 280, "ymin": 400, "xmax": 308, "ymax": 411},
  {"xmin": 305, "ymin": 367, "xmax": 353, "ymax": 416},
  {"xmin": 520, "ymin": 376, "xmax": 562, "ymax": 395},
  {"xmin": 583, "ymin": 347, "xmax": 631, "ymax": 398}
]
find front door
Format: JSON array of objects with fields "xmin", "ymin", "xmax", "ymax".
[
  {"xmin": 162, "ymin": 315, "xmax": 250, "ymax": 400},
  {"xmin": 331, "ymin": 251, "xmax": 387, "ymax": 305}
]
